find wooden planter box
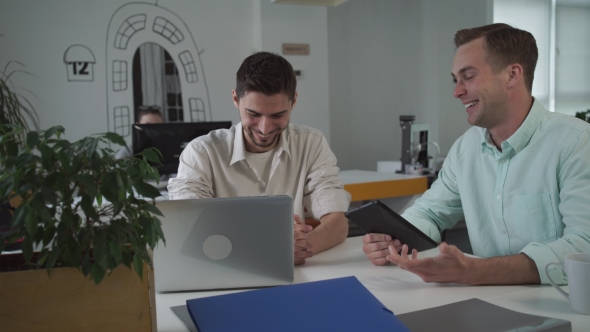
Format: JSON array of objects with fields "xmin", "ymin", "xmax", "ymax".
[{"xmin": 0, "ymin": 258, "xmax": 156, "ymax": 332}]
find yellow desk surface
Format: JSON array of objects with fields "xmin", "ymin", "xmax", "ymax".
[{"xmin": 340, "ymin": 170, "xmax": 428, "ymax": 202}]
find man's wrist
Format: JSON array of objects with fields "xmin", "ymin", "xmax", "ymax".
[{"xmin": 461, "ymin": 255, "xmax": 479, "ymax": 285}]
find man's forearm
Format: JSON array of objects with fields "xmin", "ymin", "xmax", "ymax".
[
  {"xmin": 466, "ymin": 253, "xmax": 540, "ymax": 285},
  {"xmin": 307, "ymin": 212, "xmax": 348, "ymax": 255}
]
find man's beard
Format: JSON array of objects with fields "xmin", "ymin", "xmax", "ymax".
[{"xmin": 244, "ymin": 125, "xmax": 286, "ymax": 149}]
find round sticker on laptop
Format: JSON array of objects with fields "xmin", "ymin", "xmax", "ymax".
[{"xmin": 203, "ymin": 235, "xmax": 233, "ymax": 260}]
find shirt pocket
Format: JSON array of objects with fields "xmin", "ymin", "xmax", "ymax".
[{"xmin": 512, "ymin": 193, "xmax": 557, "ymax": 244}]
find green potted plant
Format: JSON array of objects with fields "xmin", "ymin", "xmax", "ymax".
[
  {"xmin": 0, "ymin": 61, "xmax": 40, "ymax": 153},
  {"xmin": 1, "ymin": 60, "xmax": 41, "ymax": 237},
  {"xmin": 0, "ymin": 123, "xmax": 166, "ymax": 331}
]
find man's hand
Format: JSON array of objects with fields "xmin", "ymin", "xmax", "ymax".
[
  {"xmin": 362, "ymin": 233, "xmax": 403, "ymax": 266},
  {"xmin": 294, "ymin": 214, "xmax": 313, "ymax": 265},
  {"xmin": 386, "ymin": 242, "xmax": 470, "ymax": 283}
]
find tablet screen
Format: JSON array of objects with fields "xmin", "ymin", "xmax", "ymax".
[{"xmin": 345, "ymin": 200, "xmax": 437, "ymax": 252}]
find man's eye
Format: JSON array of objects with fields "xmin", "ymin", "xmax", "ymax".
[
  {"xmin": 272, "ymin": 114, "xmax": 284, "ymax": 119},
  {"xmin": 248, "ymin": 113, "xmax": 260, "ymax": 117}
]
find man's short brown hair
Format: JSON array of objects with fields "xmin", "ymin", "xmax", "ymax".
[
  {"xmin": 454, "ymin": 23, "xmax": 538, "ymax": 93},
  {"xmin": 235, "ymin": 52, "xmax": 297, "ymax": 101}
]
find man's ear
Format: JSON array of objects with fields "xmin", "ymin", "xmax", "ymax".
[
  {"xmin": 506, "ymin": 63, "xmax": 524, "ymax": 89},
  {"xmin": 232, "ymin": 90, "xmax": 240, "ymax": 109},
  {"xmin": 291, "ymin": 91, "xmax": 298, "ymax": 109}
]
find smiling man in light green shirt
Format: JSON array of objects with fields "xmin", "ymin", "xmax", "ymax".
[{"xmin": 362, "ymin": 23, "xmax": 590, "ymax": 285}]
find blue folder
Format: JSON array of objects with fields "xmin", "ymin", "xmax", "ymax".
[{"xmin": 186, "ymin": 276, "xmax": 409, "ymax": 332}]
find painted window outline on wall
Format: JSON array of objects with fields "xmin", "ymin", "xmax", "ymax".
[
  {"xmin": 189, "ymin": 98, "xmax": 206, "ymax": 122},
  {"xmin": 112, "ymin": 60, "xmax": 128, "ymax": 91},
  {"xmin": 113, "ymin": 106, "xmax": 131, "ymax": 137},
  {"xmin": 114, "ymin": 14, "xmax": 147, "ymax": 50},
  {"xmin": 153, "ymin": 17, "xmax": 184, "ymax": 44},
  {"xmin": 179, "ymin": 51, "xmax": 198, "ymax": 83}
]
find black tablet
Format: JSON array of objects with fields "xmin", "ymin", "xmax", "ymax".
[{"xmin": 345, "ymin": 200, "xmax": 437, "ymax": 252}]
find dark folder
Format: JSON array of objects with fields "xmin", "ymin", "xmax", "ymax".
[
  {"xmin": 397, "ymin": 298, "xmax": 571, "ymax": 332},
  {"xmin": 185, "ymin": 276, "xmax": 409, "ymax": 332}
]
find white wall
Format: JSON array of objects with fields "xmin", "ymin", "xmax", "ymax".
[
  {"xmin": 0, "ymin": 0, "xmax": 331, "ymax": 143},
  {"xmin": 1, "ymin": 0, "xmax": 495, "ymax": 170},
  {"xmin": 328, "ymin": 0, "xmax": 491, "ymax": 170},
  {"xmin": 259, "ymin": 1, "xmax": 331, "ymax": 139}
]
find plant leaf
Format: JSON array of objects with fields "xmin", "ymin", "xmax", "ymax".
[
  {"xmin": 81, "ymin": 194, "xmax": 99, "ymax": 220},
  {"xmin": 92, "ymin": 232, "xmax": 108, "ymax": 269},
  {"xmin": 90, "ymin": 263, "xmax": 106, "ymax": 285},
  {"xmin": 26, "ymin": 131, "xmax": 39, "ymax": 148},
  {"xmin": 109, "ymin": 240, "xmax": 123, "ymax": 263},
  {"xmin": 133, "ymin": 181, "xmax": 161, "ymax": 199},
  {"xmin": 132, "ymin": 251, "xmax": 144, "ymax": 281},
  {"xmin": 21, "ymin": 236, "xmax": 33, "ymax": 262},
  {"xmin": 100, "ymin": 173, "xmax": 120, "ymax": 203},
  {"xmin": 96, "ymin": 192, "xmax": 103, "ymax": 207},
  {"xmin": 24, "ymin": 209, "xmax": 38, "ymax": 237},
  {"xmin": 103, "ymin": 132, "xmax": 126, "ymax": 147},
  {"xmin": 11, "ymin": 204, "xmax": 27, "ymax": 228},
  {"xmin": 36, "ymin": 248, "xmax": 49, "ymax": 267},
  {"xmin": 142, "ymin": 202, "xmax": 163, "ymax": 216},
  {"xmin": 112, "ymin": 202, "xmax": 123, "ymax": 217},
  {"xmin": 140, "ymin": 148, "xmax": 162, "ymax": 165},
  {"xmin": 42, "ymin": 224, "xmax": 56, "ymax": 248},
  {"xmin": 41, "ymin": 185, "xmax": 57, "ymax": 206},
  {"xmin": 77, "ymin": 174, "xmax": 97, "ymax": 199},
  {"xmin": 46, "ymin": 248, "xmax": 60, "ymax": 271},
  {"xmin": 87, "ymin": 137, "xmax": 99, "ymax": 158},
  {"xmin": 81, "ymin": 252, "xmax": 91, "ymax": 276},
  {"xmin": 43, "ymin": 126, "xmax": 65, "ymax": 140}
]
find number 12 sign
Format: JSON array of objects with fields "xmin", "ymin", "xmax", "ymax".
[
  {"xmin": 63, "ymin": 45, "xmax": 96, "ymax": 82},
  {"xmin": 66, "ymin": 61, "xmax": 94, "ymax": 82}
]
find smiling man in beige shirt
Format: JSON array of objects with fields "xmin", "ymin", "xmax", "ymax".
[{"xmin": 168, "ymin": 52, "xmax": 351, "ymax": 265}]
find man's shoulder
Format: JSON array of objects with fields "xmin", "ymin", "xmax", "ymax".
[
  {"xmin": 189, "ymin": 126, "xmax": 235, "ymax": 149},
  {"xmin": 541, "ymin": 111, "xmax": 590, "ymax": 133},
  {"xmin": 286, "ymin": 123, "xmax": 325, "ymax": 139}
]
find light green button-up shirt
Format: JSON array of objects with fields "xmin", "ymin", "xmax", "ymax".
[{"xmin": 402, "ymin": 100, "xmax": 590, "ymax": 284}]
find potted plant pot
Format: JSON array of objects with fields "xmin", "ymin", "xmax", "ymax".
[{"xmin": 0, "ymin": 124, "xmax": 165, "ymax": 331}]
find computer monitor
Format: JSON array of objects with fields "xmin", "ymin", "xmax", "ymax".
[{"xmin": 132, "ymin": 121, "xmax": 232, "ymax": 175}]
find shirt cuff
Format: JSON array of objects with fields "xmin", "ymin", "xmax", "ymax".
[
  {"xmin": 520, "ymin": 243, "xmax": 567, "ymax": 285},
  {"xmin": 305, "ymin": 189, "xmax": 351, "ymax": 220},
  {"xmin": 401, "ymin": 211, "xmax": 442, "ymax": 243}
]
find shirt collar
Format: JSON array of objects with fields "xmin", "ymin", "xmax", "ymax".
[
  {"xmin": 504, "ymin": 98, "xmax": 546, "ymax": 153},
  {"xmin": 230, "ymin": 122, "xmax": 248, "ymax": 165},
  {"xmin": 230, "ymin": 122, "xmax": 291, "ymax": 165},
  {"xmin": 480, "ymin": 98, "xmax": 546, "ymax": 154}
]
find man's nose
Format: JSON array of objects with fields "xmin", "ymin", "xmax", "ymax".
[
  {"xmin": 453, "ymin": 81, "xmax": 466, "ymax": 99},
  {"xmin": 258, "ymin": 117, "xmax": 272, "ymax": 134}
]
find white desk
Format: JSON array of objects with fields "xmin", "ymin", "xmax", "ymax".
[{"xmin": 156, "ymin": 236, "xmax": 588, "ymax": 331}]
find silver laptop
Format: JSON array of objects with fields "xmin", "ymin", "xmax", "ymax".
[{"xmin": 153, "ymin": 196, "xmax": 294, "ymax": 292}]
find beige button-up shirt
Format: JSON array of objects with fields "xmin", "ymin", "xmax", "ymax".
[{"xmin": 167, "ymin": 123, "xmax": 351, "ymax": 220}]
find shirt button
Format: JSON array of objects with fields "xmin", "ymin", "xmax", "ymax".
[{"xmin": 496, "ymin": 195, "xmax": 501, "ymax": 199}]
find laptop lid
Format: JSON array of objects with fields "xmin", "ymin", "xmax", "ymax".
[{"xmin": 153, "ymin": 196, "xmax": 294, "ymax": 292}]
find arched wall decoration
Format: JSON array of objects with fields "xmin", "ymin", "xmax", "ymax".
[{"xmin": 105, "ymin": 2, "xmax": 212, "ymax": 139}]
